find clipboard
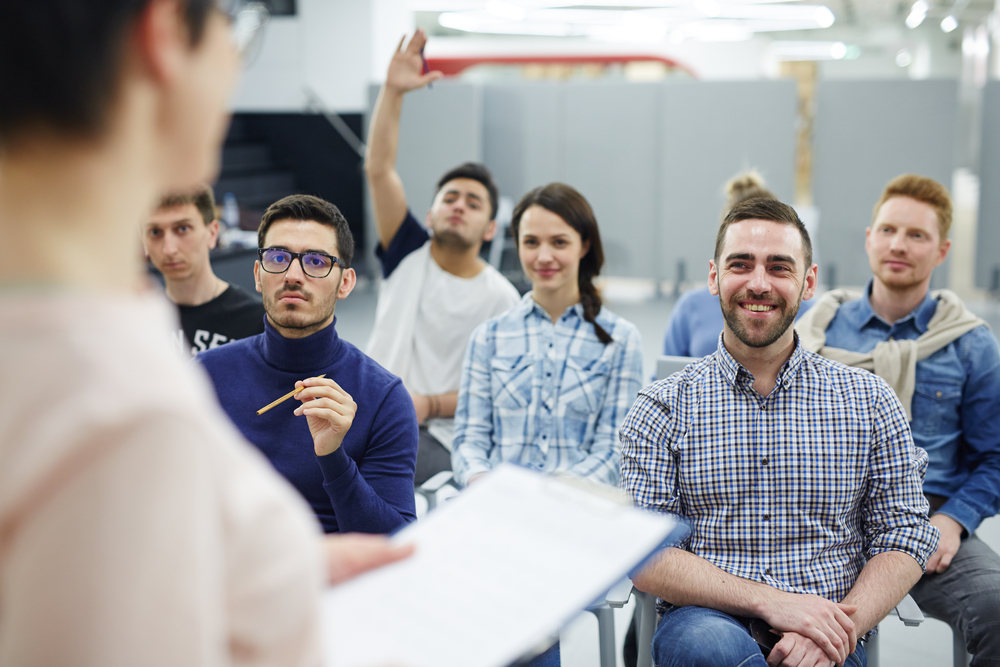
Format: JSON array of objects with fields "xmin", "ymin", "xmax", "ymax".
[{"xmin": 321, "ymin": 464, "xmax": 688, "ymax": 667}]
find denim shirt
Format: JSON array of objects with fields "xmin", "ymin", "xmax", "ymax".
[
  {"xmin": 824, "ymin": 281, "xmax": 1000, "ymax": 534},
  {"xmin": 452, "ymin": 293, "xmax": 644, "ymax": 487}
]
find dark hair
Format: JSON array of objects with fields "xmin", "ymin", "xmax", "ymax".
[
  {"xmin": 715, "ymin": 198, "xmax": 813, "ymax": 268},
  {"xmin": 436, "ymin": 163, "xmax": 499, "ymax": 220},
  {"xmin": 874, "ymin": 174, "xmax": 952, "ymax": 239},
  {"xmin": 511, "ymin": 183, "xmax": 612, "ymax": 345},
  {"xmin": 158, "ymin": 184, "xmax": 216, "ymax": 226},
  {"xmin": 258, "ymin": 195, "xmax": 355, "ymax": 268},
  {"xmin": 0, "ymin": 0, "xmax": 213, "ymax": 142}
]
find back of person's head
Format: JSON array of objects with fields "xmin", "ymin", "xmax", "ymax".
[
  {"xmin": 0, "ymin": 0, "xmax": 214, "ymax": 143},
  {"xmin": 873, "ymin": 174, "xmax": 952, "ymax": 240},
  {"xmin": 716, "ymin": 198, "xmax": 813, "ymax": 268},
  {"xmin": 511, "ymin": 182, "xmax": 613, "ymax": 345},
  {"xmin": 437, "ymin": 163, "xmax": 499, "ymax": 221},
  {"xmin": 258, "ymin": 194, "xmax": 355, "ymax": 268},
  {"xmin": 158, "ymin": 185, "xmax": 217, "ymax": 226},
  {"xmin": 722, "ymin": 170, "xmax": 776, "ymax": 219}
]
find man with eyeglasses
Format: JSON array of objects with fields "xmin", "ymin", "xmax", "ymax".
[
  {"xmin": 143, "ymin": 185, "xmax": 265, "ymax": 356},
  {"xmin": 198, "ymin": 194, "xmax": 419, "ymax": 535}
]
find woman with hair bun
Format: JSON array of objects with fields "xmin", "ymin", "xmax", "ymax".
[{"xmin": 452, "ymin": 182, "xmax": 643, "ymax": 489}]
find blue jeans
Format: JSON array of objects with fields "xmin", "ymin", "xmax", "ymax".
[
  {"xmin": 651, "ymin": 606, "xmax": 867, "ymax": 667},
  {"xmin": 909, "ymin": 534, "xmax": 1000, "ymax": 666}
]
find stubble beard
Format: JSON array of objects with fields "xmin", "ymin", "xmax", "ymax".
[
  {"xmin": 263, "ymin": 285, "xmax": 337, "ymax": 333},
  {"xmin": 719, "ymin": 286, "xmax": 802, "ymax": 349}
]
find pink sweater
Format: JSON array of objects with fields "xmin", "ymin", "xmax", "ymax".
[{"xmin": 0, "ymin": 291, "xmax": 324, "ymax": 666}]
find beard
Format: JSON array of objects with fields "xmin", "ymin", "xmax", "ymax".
[
  {"xmin": 719, "ymin": 286, "xmax": 802, "ymax": 349},
  {"xmin": 431, "ymin": 226, "xmax": 477, "ymax": 251},
  {"xmin": 263, "ymin": 284, "xmax": 337, "ymax": 333}
]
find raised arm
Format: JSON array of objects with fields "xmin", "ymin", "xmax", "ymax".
[{"xmin": 365, "ymin": 29, "xmax": 443, "ymax": 250}]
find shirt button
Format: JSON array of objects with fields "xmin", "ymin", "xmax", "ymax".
[
  {"xmin": 547, "ymin": 372, "xmax": 552, "ymax": 377},
  {"xmin": 765, "ymin": 568, "xmax": 772, "ymax": 576},
  {"xmin": 763, "ymin": 513, "xmax": 770, "ymax": 521},
  {"xmin": 761, "ymin": 404, "xmax": 766, "ymax": 411},
  {"xmin": 761, "ymin": 458, "xmax": 769, "ymax": 466},
  {"xmin": 936, "ymin": 391, "xmax": 943, "ymax": 397},
  {"xmin": 542, "ymin": 434, "xmax": 548, "ymax": 440}
]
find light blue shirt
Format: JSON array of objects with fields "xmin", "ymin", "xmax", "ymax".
[
  {"xmin": 663, "ymin": 287, "xmax": 814, "ymax": 358},
  {"xmin": 452, "ymin": 293, "xmax": 644, "ymax": 487},
  {"xmin": 824, "ymin": 281, "xmax": 1000, "ymax": 535}
]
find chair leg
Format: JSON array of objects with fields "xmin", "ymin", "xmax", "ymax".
[
  {"xmin": 587, "ymin": 604, "xmax": 617, "ymax": 667},
  {"xmin": 635, "ymin": 592, "xmax": 657, "ymax": 667},
  {"xmin": 866, "ymin": 630, "xmax": 880, "ymax": 667},
  {"xmin": 953, "ymin": 626, "xmax": 971, "ymax": 667}
]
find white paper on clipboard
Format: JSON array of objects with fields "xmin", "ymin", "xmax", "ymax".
[{"xmin": 321, "ymin": 463, "xmax": 685, "ymax": 667}]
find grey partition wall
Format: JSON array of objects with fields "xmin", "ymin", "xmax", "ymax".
[
  {"xmin": 813, "ymin": 80, "xmax": 958, "ymax": 288},
  {"xmin": 659, "ymin": 80, "xmax": 796, "ymax": 284},
  {"xmin": 482, "ymin": 79, "xmax": 795, "ymax": 279},
  {"xmin": 976, "ymin": 81, "xmax": 1000, "ymax": 290},
  {"xmin": 369, "ymin": 81, "xmax": 484, "ymax": 219}
]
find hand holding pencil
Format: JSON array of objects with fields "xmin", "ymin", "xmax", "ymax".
[{"xmin": 291, "ymin": 376, "xmax": 358, "ymax": 457}]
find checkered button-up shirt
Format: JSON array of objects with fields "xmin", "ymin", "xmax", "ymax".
[
  {"xmin": 620, "ymin": 335, "xmax": 939, "ymax": 602},
  {"xmin": 452, "ymin": 293, "xmax": 644, "ymax": 487}
]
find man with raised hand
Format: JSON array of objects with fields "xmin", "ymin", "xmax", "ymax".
[
  {"xmin": 798, "ymin": 174, "xmax": 1000, "ymax": 664},
  {"xmin": 143, "ymin": 185, "xmax": 265, "ymax": 356},
  {"xmin": 621, "ymin": 198, "xmax": 939, "ymax": 667},
  {"xmin": 365, "ymin": 29, "xmax": 520, "ymax": 485},
  {"xmin": 199, "ymin": 194, "xmax": 418, "ymax": 535}
]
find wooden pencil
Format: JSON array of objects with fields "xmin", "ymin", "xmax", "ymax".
[{"xmin": 256, "ymin": 374, "xmax": 327, "ymax": 415}]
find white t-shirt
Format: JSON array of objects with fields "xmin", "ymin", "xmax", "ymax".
[
  {"xmin": 367, "ymin": 214, "xmax": 521, "ymax": 396},
  {"xmin": 409, "ymin": 256, "xmax": 521, "ymax": 395}
]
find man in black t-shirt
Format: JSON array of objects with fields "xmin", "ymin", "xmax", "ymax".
[{"xmin": 143, "ymin": 186, "xmax": 265, "ymax": 356}]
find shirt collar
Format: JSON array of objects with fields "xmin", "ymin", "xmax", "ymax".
[
  {"xmin": 518, "ymin": 291, "xmax": 585, "ymax": 322},
  {"xmin": 856, "ymin": 279, "xmax": 937, "ymax": 333},
  {"xmin": 715, "ymin": 331, "xmax": 807, "ymax": 391}
]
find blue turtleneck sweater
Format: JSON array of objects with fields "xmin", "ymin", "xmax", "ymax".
[{"xmin": 198, "ymin": 317, "xmax": 418, "ymax": 534}]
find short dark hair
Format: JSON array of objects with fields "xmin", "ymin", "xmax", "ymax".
[
  {"xmin": 436, "ymin": 163, "xmax": 499, "ymax": 220},
  {"xmin": 258, "ymin": 194, "xmax": 355, "ymax": 268},
  {"xmin": 158, "ymin": 184, "xmax": 216, "ymax": 226},
  {"xmin": 715, "ymin": 198, "xmax": 813, "ymax": 268},
  {"xmin": 0, "ymin": 0, "xmax": 213, "ymax": 142}
]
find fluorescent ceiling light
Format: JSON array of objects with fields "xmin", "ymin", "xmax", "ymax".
[
  {"xmin": 486, "ymin": 0, "xmax": 527, "ymax": 21},
  {"xmin": 941, "ymin": 15, "xmax": 958, "ymax": 33},
  {"xmin": 905, "ymin": 0, "xmax": 928, "ymax": 28},
  {"xmin": 770, "ymin": 40, "xmax": 848, "ymax": 60},
  {"xmin": 437, "ymin": 4, "xmax": 837, "ymax": 39}
]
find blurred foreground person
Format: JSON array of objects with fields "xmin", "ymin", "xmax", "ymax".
[
  {"xmin": 143, "ymin": 185, "xmax": 265, "ymax": 355},
  {"xmin": 0, "ymin": 1, "xmax": 407, "ymax": 665}
]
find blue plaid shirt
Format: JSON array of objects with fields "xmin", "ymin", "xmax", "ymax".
[
  {"xmin": 452, "ymin": 293, "xmax": 644, "ymax": 487},
  {"xmin": 620, "ymin": 335, "xmax": 939, "ymax": 602}
]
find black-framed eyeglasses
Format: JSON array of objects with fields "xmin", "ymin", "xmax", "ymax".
[
  {"xmin": 258, "ymin": 248, "xmax": 346, "ymax": 279},
  {"xmin": 219, "ymin": 0, "xmax": 270, "ymax": 60}
]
